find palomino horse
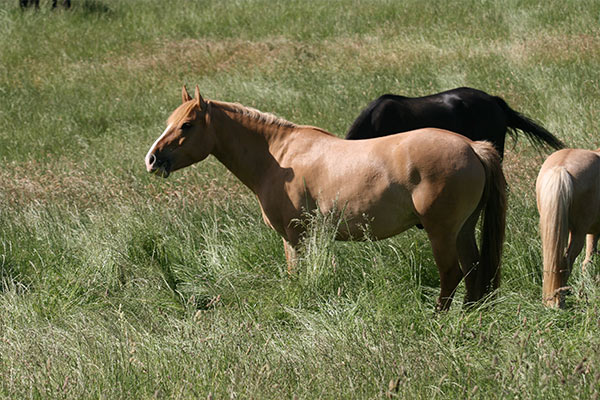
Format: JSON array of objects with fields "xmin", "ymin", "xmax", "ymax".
[
  {"xmin": 537, "ymin": 148, "xmax": 600, "ymax": 308},
  {"xmin": 345, "ymin": 87, "xmax": 564, "ymax": 158},
  {"xmin": 145, "ymin": 86, "xmax": 507, "ymax": 310}
]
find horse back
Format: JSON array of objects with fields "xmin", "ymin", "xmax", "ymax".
[
  {"xmin": 380, "ymin": 128, "xmax": 486, "ymax": 179},
  {"xmin": 346, "ymin": 87, "xmax": 507, "ymax": 145},
  {"xmin": 541, "ymin": 149, "xmax": 600, "ymax": 180}
]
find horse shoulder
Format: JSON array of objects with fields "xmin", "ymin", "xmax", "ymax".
[{"xmin": 255, "ymin": 179, "xmax": 307, "ymax": 244}]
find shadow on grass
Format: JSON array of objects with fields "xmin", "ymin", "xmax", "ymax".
[
  {"xmin": 0, "ymin": 256, "xmax": 31, "ymax": 295},
  {"xmin": 75, "ymin": 0, "xmax": 112, "ymax": 16}
]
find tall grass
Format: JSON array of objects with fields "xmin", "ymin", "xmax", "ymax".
[{"xmin": 1, "ymin": 0, "xmax": 600, "ymax": 398}]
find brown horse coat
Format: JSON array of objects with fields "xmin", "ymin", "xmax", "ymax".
[{"xmin": 146, "ymin": 87, "xmax": 507, "ymax": 310}]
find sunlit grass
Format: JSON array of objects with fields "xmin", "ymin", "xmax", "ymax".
[{"xmin": 1, "ymin": 0, "xmax": 600, "ymax": 398}]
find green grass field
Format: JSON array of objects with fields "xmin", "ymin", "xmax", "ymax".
[{"xmin": 1, "ymin": 0, "xmax": 600, "ymax": 398}]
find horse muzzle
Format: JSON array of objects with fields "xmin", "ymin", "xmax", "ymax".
[{"xmin": 145, "ymin": 153, "xmax": 171, "ymax": 178}]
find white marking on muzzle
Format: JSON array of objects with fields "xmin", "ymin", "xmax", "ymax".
[{"xmin": 145, "ymin": 123, "xmax": 172, "ymax": 172}]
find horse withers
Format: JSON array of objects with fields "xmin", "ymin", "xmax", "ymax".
[
  {"xmin": 145, "ymin": 86, "xmax": 507, "ymax": 310},
  {"xmin": 346, "ymin": 87, "xmax": 564, "ymax": 158},
  {"xmin": 537, "ymin": 148, "xmax": 600, "ymax": 308}
]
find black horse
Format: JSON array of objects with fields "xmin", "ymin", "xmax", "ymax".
[{"xmin": 345, "ymin": 87, "xmax": 564, "ymax": 158}]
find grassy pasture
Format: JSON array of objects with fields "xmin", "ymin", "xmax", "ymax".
[{"xmin": 1, "ymin": 0, "xmax": 600, "ymax": 398}]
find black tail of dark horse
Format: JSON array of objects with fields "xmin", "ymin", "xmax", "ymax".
[{"xmin": 494, "ymin": 96, "xmax": 564, "ymax": 151}]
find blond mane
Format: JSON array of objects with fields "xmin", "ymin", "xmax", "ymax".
[
  {"xmin": 211, "ymin": 100, "xmax": 298, "ymax": 128},
  {"xmin": 167, "ymin": 98, "xmax": 337, "ymax": 136}
]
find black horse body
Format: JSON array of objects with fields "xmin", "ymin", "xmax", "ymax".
[{"xmin": 345, "ymin": 87, "xmax": 564, "ymax": 157}]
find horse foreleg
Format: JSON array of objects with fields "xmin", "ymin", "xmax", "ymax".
[
  {"xmin": 283, "ymin": 238, "xmax": 298, "ymax": 276},
  {"xmin": 429, "ymin": 233, "xmax": 463, "ymax": 311},
  {"xmin": 582, "ymin": 234, "xmax": 598, "ymax": 273}
]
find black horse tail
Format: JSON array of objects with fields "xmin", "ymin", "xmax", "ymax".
[{"xmin": 494, "ymin": 97, "xmax": 565, "ymax": 150}]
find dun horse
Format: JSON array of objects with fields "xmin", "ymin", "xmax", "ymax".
[
  {"xmin": 146, "ymin": 87, "xmax": 507, "ymax": 310},
  {"xmin": 537, "ymin": 148, "xmax": 600, "ymax": 308},
  {"xmin": 346, "ymin": 87, "xmax": 564, "ymax": 158}
]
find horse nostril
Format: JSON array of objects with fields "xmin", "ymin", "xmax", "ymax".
[{"xmin": 148, "ymin": 153, "xmax": 156, "ymax": 166}]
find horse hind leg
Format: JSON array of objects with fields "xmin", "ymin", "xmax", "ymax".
[
  {"xmin": 544, "ymin": 231, "xmax": 585, "ymax": 307},
  {"xmin": 427, "ymin": 231, "xmax": 463, "ymax": 311},
  {"xmin": 582, "ymin": 234, "xmax": 599, "ymax": 273},
  {"xmin": 456, "ymin": 211, "xmax": 484, "ymax": 306},
  {"xmin": 565, "ymin": 233, "xmax": 586, "ymax": 278}
]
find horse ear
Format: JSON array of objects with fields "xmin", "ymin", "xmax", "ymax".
[
  {"xmin": 182, "ymin": 86, "xmax": 192, "ymax": 103},
  {"xmin": 194, "ymin": 85, "xmax": 206, "ymax": 108}
]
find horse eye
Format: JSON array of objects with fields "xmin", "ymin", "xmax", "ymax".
[{"xmin": 181, "ymin": 122, "xmax": 192, "ymax": 130}]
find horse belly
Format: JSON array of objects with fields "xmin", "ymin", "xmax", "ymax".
[{"xmin": 326, "ymin": 186, "xmax": 419, "ymax": 241}]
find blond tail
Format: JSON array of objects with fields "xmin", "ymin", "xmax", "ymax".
[{"xmin": 536, "ymin": 166, "xmax": 572, "ymax": 308}]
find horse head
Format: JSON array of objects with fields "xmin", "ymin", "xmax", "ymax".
[{"xmin": 145, "ymin": 86, "xmax": 215, "ymax": 177}]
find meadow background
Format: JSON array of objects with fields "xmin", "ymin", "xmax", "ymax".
[{"xmin": 1, "ymin": 0, "xmax": 599, "ymax": 398}]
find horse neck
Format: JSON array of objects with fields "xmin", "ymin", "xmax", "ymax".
[{"xmin": 209, "ymin": 103, "xmax": 294, "ymax": 193}]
